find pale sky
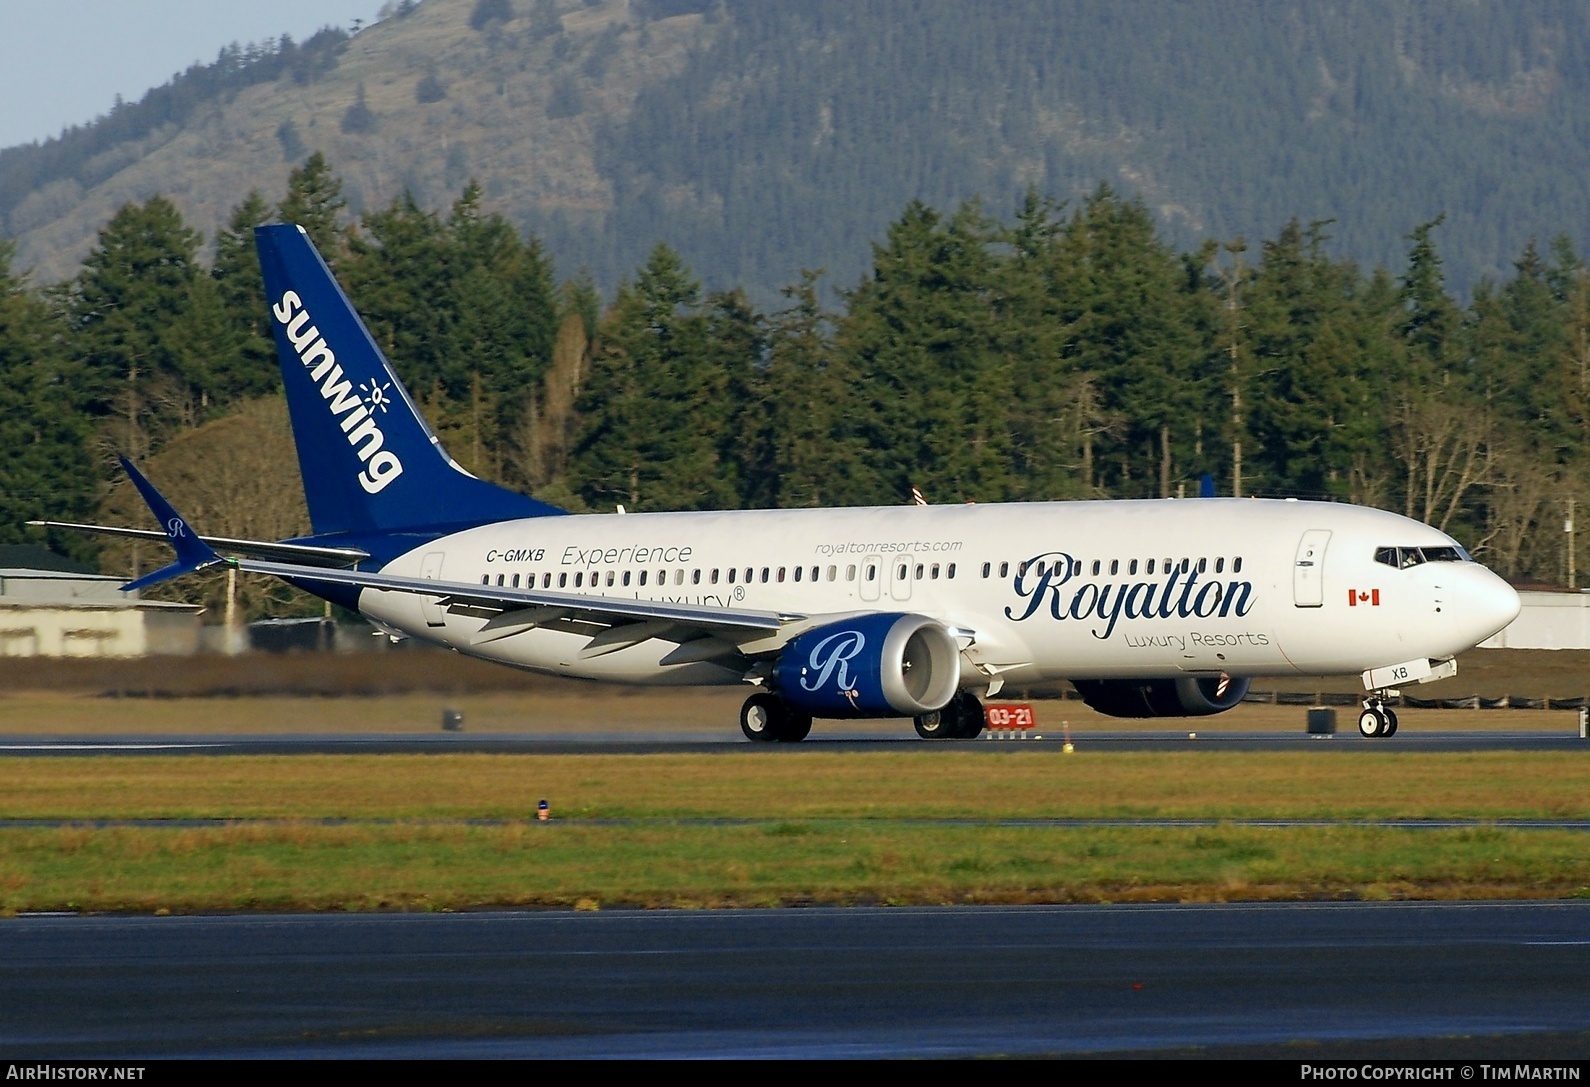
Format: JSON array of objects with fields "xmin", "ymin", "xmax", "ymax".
[{"xmin": 0, "ymin": 0, "xmax": 391, "ymax": 150}]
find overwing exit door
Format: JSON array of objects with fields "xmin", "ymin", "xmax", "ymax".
[{"xmin": 420, "ymin": 551, "xmax": 447, "ymax": 627}]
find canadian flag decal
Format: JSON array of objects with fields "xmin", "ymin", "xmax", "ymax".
[{"xmin": 1347, "ymin": 589, "xmax": 1381, "ymax": 607}]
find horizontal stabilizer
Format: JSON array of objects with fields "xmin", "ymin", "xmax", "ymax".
[{"xmin": 28, "ymin": 520, "xmax": 368, "ymax": 567}]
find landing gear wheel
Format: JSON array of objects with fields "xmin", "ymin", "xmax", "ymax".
[
  {"xmin": 914, "ymin": 708, "xmax": 954, "ymax": 740},
  {"xmin": 1358, "ymin": 707, "xmax": 1385, "ymax": 738},
  {"xmin": 777, "ymin": 712, "xmax": 813, "ymax": 743},
  {"xmin": 740, "ymin": 693, "xmax": 783, "ymax": 743},
  {"xmin": 1382, "ymin": 710, "xmax": 1398, "ymax": 737},
  {"xmin": 951, "ymin": 692, "xmax": 986, "ymax": 738}
]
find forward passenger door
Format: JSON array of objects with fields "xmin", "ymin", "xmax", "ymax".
[{"xmin": 1293, "ymin": 530, "xmax": 1331, "ymax": 608}]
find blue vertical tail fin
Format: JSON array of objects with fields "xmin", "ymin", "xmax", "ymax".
[{"xmin": 255, "ymin": 224, "xmax": 564, "ymax": 537}]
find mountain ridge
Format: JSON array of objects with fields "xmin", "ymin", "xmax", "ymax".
[{"xmin": 4, "ymin": 0, "xmax": 1590, "ymax": 300}]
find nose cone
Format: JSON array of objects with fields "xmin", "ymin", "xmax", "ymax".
[{"xmin": 1459, "ymin": 565, "xmax": 1521, "ymax": 645}]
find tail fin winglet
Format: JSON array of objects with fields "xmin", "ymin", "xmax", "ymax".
[{"xmin": 117, "ymin": 457, "xmax": 224, "ymax": 592}]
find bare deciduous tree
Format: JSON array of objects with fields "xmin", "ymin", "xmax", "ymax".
[{"xmin": 1390, "ymin": 386, "xmax": 1492, "ymax": 532}]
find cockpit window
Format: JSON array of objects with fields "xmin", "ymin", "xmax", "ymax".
[{"xmin": 1376, "ymin": 545, "xmax": 1470, "ymax": 568}]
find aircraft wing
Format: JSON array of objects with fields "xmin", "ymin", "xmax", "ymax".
[
  {"xmin": 93, "ymin": 457, "xmax": 804, "ymax": 663},
  {"xmin": 239, "ymin": 558, "xmax": 802, "ymax": 658},
  {"xmin": 27, "ymin": 520, "xmax": 369, "ymax": 567}
]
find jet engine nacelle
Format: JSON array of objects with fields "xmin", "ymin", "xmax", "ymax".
[
  {"xmin": 1072, "ymin": 675, "xmax": 1252, "ymax": 718},
  {"xmin": 776, "ymin": 612, "xmax": 962, "ymax": 718}
]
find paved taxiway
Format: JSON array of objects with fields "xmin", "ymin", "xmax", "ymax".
[
  {"xmin": 3, "ymin": 902, "xmax": 1589, "ymax": 1057},
  {"xmin": 0, "ymin": 729, "xmax": 1583, "ymax": 754}
]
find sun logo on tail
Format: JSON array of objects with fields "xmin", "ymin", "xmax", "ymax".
[{"xmin": 360, "ymin": 379, "xmax": 393, "ymax": 413}]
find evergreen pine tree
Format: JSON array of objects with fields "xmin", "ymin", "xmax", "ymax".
[
  {"xmin": 211, "ymin": 191, "xmax": 277, "ymax": 401},
  {"xmin": 69, "ymin": 195, "xmax": 203, "ymax": 458},
  {"xmin": 0, "ymin": 241, "xmax": 95, "ymax": 551},
  {"xmin": 277, "ymin": 151, "xmax": 347, "ymax": 263}
]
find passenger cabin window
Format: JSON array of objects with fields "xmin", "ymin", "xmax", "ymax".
[
  {"xmin": 1129, "ymin": 560, "xmax": 1138, "ymax": 575},
  {"xmin": 998, "ymin": 562, "xmax": 1009, "ymax": 578},
  {"xmin": 811, "ymin": 566, "xmax": 820, "ymax": 581},
  {"xmin": 711, "ymin": 569, "xmax": 720, "ymax": 584},
  {"xmin": 846, "ymin": 564, "xmax": 856, "ymax": 581},
  {"xmin": 1092, "ymin": 560, "xmax": 1101, "ymax": 575},
  {"xmin": 930, "ymin": 563, "xmax": 940, "ymax": 579},
  {"xmin": 1233, "ymin": 557, "xmax": 1243, "ymax": 573},
  {"xmin": 623, "ymin": 571, "xmax": 632, "ymax": 586},
  {"xmin": 1147, "ymin": 559, "xmax": 1156, "ymax": 574},
  {"xmin": 496, "ymin": 574, "xmax": 505, "ymax": 586},
  {"xmin": 760, "ymin": 568, "xmax": 770, "ymax": 583},
  {"xmin": 915, "ymin": 563, "xmax": 924, "ymax": 579},
  {"xmin": 1110, "ymin": 560, "xmax": 1119, "ymax": 575},
  {"xmin": 639, "ymin": 571, "xmax": 648, "ymax": 586},
  {"xmin": 981, "ymin": 562, "xmax": 991, "ymax": 578},
  {"xmin": 947, "ymin": 563, "xmax": 956, "ymax": 579},
  {"xmin": 866, "ymin": 564, "xmax": 877, "ymax": 581},
  {"xmin": 727, "ymin": 568, "xmax": 736, "ymax": 583},
  {"xmin": 543, "ymin": 573, "xmax": 552, "ymax": 588},
  {"xmin": 1215, "ymin": 558, "xmax": 1225, "ymax": 574},
  {"xmin": 558, "ymin": 573, "xmax": 568, "ymax": 588},
  {"xmin": 692, "ymin": 570, "xmax": 701, "ymax": 584}
]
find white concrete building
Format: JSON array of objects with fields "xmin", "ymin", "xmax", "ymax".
[
  {"xmin": 0, "ymin": 563, "xmax": 202, "ymax": 658},
  {"xmin": 1480, "ymin": 588, "xmax": 1590, "ymax": 650}
]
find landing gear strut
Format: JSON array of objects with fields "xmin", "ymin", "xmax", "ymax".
[
  {"xmin": 740, "ymin": 693, "xmax": 813, "ymax": 743},
  {"xmin": 1357, "ymin": 696, "xmax": 1399, "ymax": 739},
  {"xmin": 914, "ymin": 692, "xmax": 986, "ymax": 740}
]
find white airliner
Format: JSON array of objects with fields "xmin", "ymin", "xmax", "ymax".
[{"xmin": 38, "ymin": 225, "xmax": 1522, "ymax": 742}]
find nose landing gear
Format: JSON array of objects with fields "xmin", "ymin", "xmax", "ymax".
[{"xmin": 1357, "ymin": 697, "xmax": 1399, "ymax": 738}]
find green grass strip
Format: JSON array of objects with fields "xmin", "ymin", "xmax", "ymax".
[{"xmin": 4, "ymin": 822, "xmax": 1589, "ymax": 915}]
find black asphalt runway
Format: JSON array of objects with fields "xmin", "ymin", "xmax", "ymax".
[
  {"xmin": 3, "ymin": 902, "xmax": 1590, "ymax": 1057},
  {"xmin": 0, "ymin": 729, "xmax": 1585, "ymax": 755}
]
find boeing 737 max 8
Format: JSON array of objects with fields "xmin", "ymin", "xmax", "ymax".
[{"xmin": 36, "ymin": 225, "xmax": 1522, "ymax": 741}]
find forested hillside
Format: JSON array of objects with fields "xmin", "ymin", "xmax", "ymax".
[
  {"xmin": 4, "ymin": 0, "xmax": 1590, "ymax": 299},
  {"xmin": 4, "ymin": 155, "xmax": 1588, "ymax": 620}
]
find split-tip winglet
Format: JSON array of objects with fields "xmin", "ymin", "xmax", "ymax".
[{"xmin": 116, "ymin": 456, "xmax": 224, "ymax": 593}]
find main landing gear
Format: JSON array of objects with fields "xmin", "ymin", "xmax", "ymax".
[
  {"xmin": 1358, "ymin": 697, "xmax": 1399, "ymax": 738},
  {"xmin": 914, "ymin": 692, "xmax": 986, "ymax": 740},
  {"xmin": 740, "ymin": 693, "xmax": 813, "ymax": 743},
  {"xmin": 739, "ymin": 691, "xmax": 989, "ymax": 742}
]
